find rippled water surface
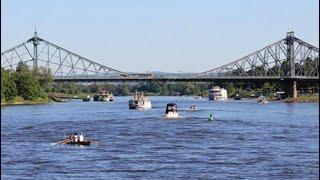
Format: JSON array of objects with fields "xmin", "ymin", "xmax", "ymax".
[{"xmin": 1, "ymin": 96, "xmax": 319, "ymax": 179}]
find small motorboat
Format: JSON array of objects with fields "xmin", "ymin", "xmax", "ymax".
[
  {"xmin": 93, "ymin": 90, "xmax": 114, "ymax": 102},
  {"xmin": 129, "ymin": 92, "xmax": 152, "ymax": 109},
  {"xmin": 257, "ymin": 95, "xmax": 268, "ymax": 104},
  {"xmin": 93, "ymin": 94, "xmax": 100, "ymax": 101},
  {"xmin": 194, "ymin": 96, "xmax": 202, "ymax": 99},
  {"xmin": 83, "ymin": 95, "xmax": 91, "ymax": 102},
  {"xmin": 190, "ymin": 105, "xmax": 197, "ymax": 111},
  {"xmin": 165, "ymin": 103, "xmax": 179, "ymax": 119},
  {"xmin": 109, "ymin": 94, "xmax": 114, "ymax": 102},
  {"xmin": 234, "ymin": 94, "xmax": 241, "ymax": 100},
  {"xmin": 258, "ymin": 99, "xmax": 269, "ymax": 104}
]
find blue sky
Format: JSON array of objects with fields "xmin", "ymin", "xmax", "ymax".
[{"xmin": 1, "ymin": 0, "xmax": 319, "ymax": 73}]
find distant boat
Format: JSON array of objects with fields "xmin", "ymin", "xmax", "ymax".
[
  {"xmin": 190, "ymin": 105, "xmax": 197, "ymax": 111},
  {"xmin": 194, "ymin": 96, "xmax": 202, "ymax": 99},
  {"xmin": 165, "ymin": 103, "xmax": 179, "ymax": 119},
  {"xmin": 208, "ymin": 86, "xmax": 228, "ymax": 100},
  {"xmin": 129, "ymin": 92, "xmax": 152, "ymax": 109},
  {"xmin": 234, "ymin": 94, "xmax": 242, "ymax": 100},
  {"xmin": 93, "ymin": 90, "xmax": 114, "ymax": 102},
  {"xmin": 99, "ymin": 90, "xmax": 110, "ymax": 102},
  {"xmin": 109, "ymin": 94, "xmax": 114, "ymax": 102},
  {"xmin": 83, "ymin": 95, "xmax": 91, "ymax": 102},
  {"xmin": 257, "ymin": 95, "xmax": 268, "ymax": 104},
  {"xmin": 51, "ymin": 96, "xmax": 68, "ymax": 102},
  {"xmin": 93, "ymin": 94, "xmax": 100, "ymax": 101}
]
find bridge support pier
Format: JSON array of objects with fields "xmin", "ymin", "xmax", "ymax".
[
  {"xmin": 290, "ymin": 80, "xmax": 297, "ymax": 99},
  {"xmin": 284, "ymin": 80, "xmax": 297, "ymax": 99}
]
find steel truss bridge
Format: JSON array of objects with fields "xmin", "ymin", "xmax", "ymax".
[{"xmin": 1, "ymin": 31, "xmax": 319, "ymax": 97}]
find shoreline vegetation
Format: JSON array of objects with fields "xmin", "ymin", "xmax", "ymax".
[
  {"xmin": 1, "ymin": 97, "xmax": 51, "ymax": 107},
  {"xmin": 1, "ymin": 93, "xmax": 318, "ymax": 107},
  {"xmin": 1, "ymin": 62, "xmax": 318, "ymax": 107}
]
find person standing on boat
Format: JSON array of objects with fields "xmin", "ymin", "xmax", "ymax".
[
  {"xmin": 79, "ymin": 133, "xmax": 84, "ymax": 142},
  {"xmin": 74, "ymin": 133, "xmax": 79, "ymax": 142}
]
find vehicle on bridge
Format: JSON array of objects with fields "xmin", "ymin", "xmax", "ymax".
[{"xmin": 129, "ymin": 73, "xmax": 153, "ymax": 78}]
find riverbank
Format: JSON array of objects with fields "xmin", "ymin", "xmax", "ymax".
[
  {"xmin": 1, "ymin": 97, "xmax": 51, "ymax": 107},
  {"xmin": 283, "ymin": 94, "xmax": 319, "ymax": 103}
]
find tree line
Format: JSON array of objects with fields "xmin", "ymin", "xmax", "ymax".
[
  {"xmin": 1, "ymin": 62, "xmax": 52, "ymax": 102},
  {"xmin": 2, "ymin": 59, "xmax": 318, "ymax": 102}
]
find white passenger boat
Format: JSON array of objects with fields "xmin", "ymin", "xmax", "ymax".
[
  {"xmin": 208, "ymin": 86, "xmax": 228, "ymax": 100},
  {"xmin": 98, "ymin": 90, "xmax": 114, "ymax": 102},
  {"xmin": 129, "ymin": 92, "xmax": 152, "ymax": 109}
]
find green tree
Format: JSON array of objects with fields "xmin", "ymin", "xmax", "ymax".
[
  {"xmin": 13, "ymin": 62, "xmax": 44, "ymax": 100},
  {"xmin": 1, "ymin": 68, "xmax": 17, "ymax": 101}
]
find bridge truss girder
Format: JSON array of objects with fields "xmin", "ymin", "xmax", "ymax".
[
  {"xmin": 1, "ymin": 33, "xmax": 128, "ymax": 77},
  {"xmin": 199, "ymin": 32, "xmax": 319, "ymax": 79}
]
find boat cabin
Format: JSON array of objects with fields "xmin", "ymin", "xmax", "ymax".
[{"xmin": 166, "ymin": 103, "xmax": 178, "ymax": 114}]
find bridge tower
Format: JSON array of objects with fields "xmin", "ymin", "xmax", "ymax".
[
  {"xmin": 285, "ymin": 31, "xmax": 297, "ymax": 98},
  {"xmin": 32, "ymin": 29, "xmax": 40, "ymax": 70}
]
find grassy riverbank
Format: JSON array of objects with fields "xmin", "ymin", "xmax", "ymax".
[
  {"xmin": 283, "ymin": 94, "xmax": 319, "ymax": 103},
  {"xmin": 1, "ymin": 96, "xmax": 51, "ymax": 107}
]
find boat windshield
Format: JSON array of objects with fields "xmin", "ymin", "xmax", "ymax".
[{"xmin": 166, "ymin": 104, "xmax": 177, "ymax": 113}]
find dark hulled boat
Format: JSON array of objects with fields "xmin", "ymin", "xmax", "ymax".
[
  {"xmin": 93, "ymin": 94, "xmax": 100, "ymax": 101},
  {"xmin": 65, "ymin": 141, "xmax": 91, "ymax": 146},
  {"xmin": 234, "ymin": 94, "xmax": 242, "ymax": 100}
]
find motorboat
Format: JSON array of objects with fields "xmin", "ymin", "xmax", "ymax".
[
  {"xmin": 257, "ymin": 95, "xmax": 269, "ymax": 104},
  {"xmin": 100, "ymin": 90, "xmax": 110, "ymax": 102},
  {"xmin": 51, "ymin": 97, "xmax": 68, "ymax": 102},
  {"xmin": 190, "ymin": 105, "xmax": 197, "ymax": 111},
  {"xmin": 129, "ymin": 92, "xmax": 152, "ymax": 109},
  {"xmin": 165, "ymin": 103, "xmax": 179, "ymax": 119},
  {"xmin": 234, "ymin": 94, "xmax": 242, "ymax": 100},
  {"xmin": 93, "ymin": 94, "xmax": 100, "ymax": 101},
  {"xmin": 83, "ymin": 95, "xmax": 91, "ymax": 102},
  {"xmin": 109, "ymin": 94, "xmax": 114, "ymax": 102},
  {"xmin": 93, "ymin": 90, "xmax": 114, "ymax": 102},
  {"xmin": 194, "ymin": 96, "xmax": 202, "ymax": 99}
]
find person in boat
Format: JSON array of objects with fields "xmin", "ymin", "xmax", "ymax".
[
  {"xmin": 74, "ymin": 133, "xmax": 79, "ymax": 142},
  {"xmin": 79, "ymin": 133, "xmax": 84, "ymax": 142},
  {"xmin": 208, "ymin": 114, "xmax": 214, "ymax": 121}
]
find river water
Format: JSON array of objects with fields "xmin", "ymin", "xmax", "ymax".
[{"xmin": 1, "ymin": 96, "xmax": 319, "ymax": 179}]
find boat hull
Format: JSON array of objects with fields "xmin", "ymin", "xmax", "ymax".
[
  {"xmin": 65, "ymin": 141, "xmax": 91, "ymax": 145},
  {"xmin": 165, "ymin": 112, "xmax": 179, "ymax": 119}
]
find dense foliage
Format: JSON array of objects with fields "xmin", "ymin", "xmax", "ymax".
[
  {"xmin": 46, "ymin": 81, "xmax": 314, "ymax": 98},
  {"xmin": 1, "ymin": 58, "xmax": 318, "ymax": 102},
  {"xmin": 1, "ymin": 62, "xmax": 52, "ymax": 102}
]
